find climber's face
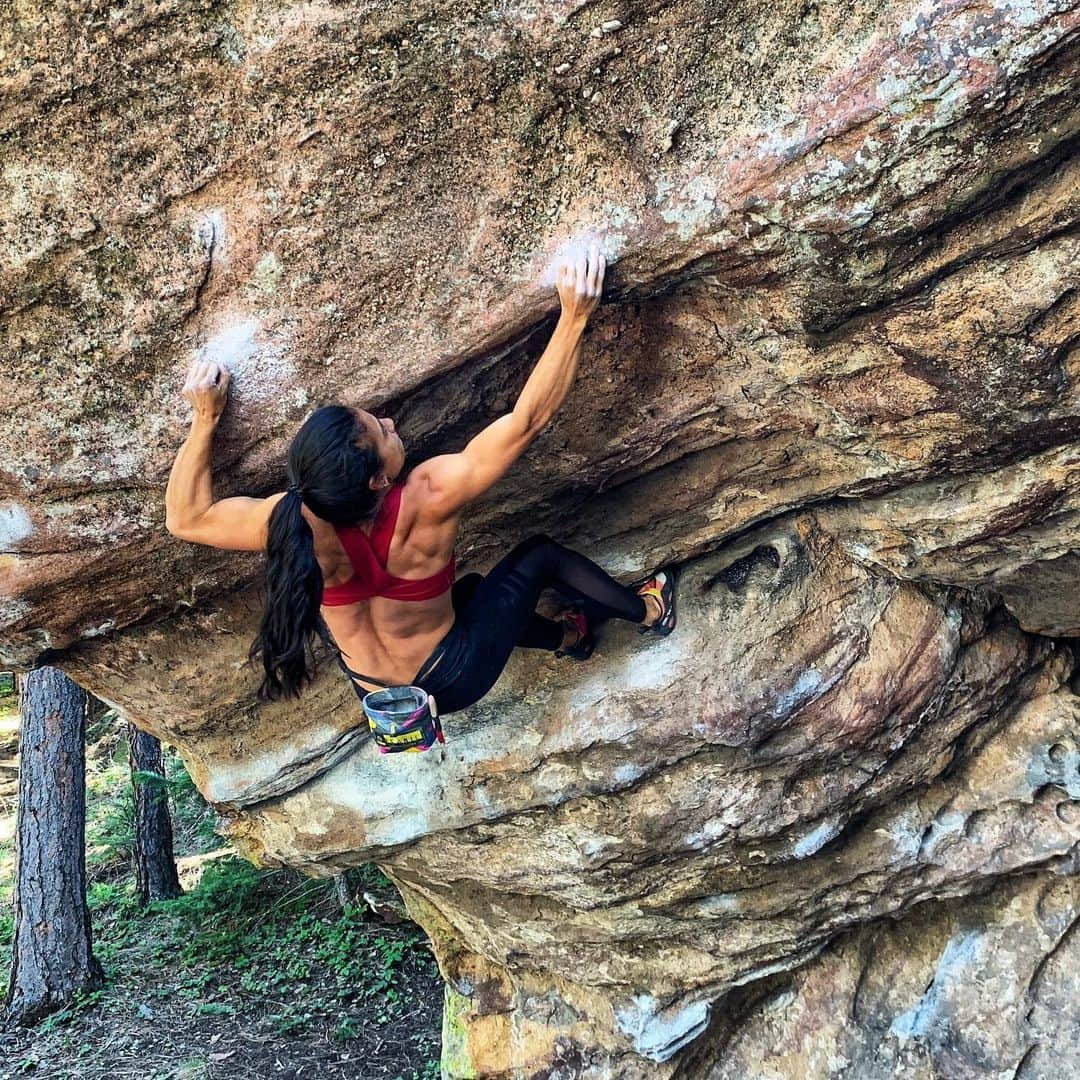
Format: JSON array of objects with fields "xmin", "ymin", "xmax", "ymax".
[{"xmin": 355, "ymin": 408, "xmax": 405, "ymax": 484}]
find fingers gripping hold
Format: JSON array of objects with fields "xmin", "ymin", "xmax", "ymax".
[
  {"xmin": 555, "ymin": 238, "xmax": 607, "ymax": 322},
  {"xmin": 182, "ymin": 357, "xmax": 231, "ymax": 423}
]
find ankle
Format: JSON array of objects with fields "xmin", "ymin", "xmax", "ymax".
[{"xmin": 640, "ymin": 591, "xmax": 663, "ymax": 626}]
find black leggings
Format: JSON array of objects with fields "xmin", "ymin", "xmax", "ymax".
[{"xmin": 376, "ymin": 535, "xmax": 647, "ymax": 715}]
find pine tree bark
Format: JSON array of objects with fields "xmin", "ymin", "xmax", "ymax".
[
  {"xmin": 128, "ymin": 725, "xmax": 182, "ymax": 905},
  {"xmin": 6, "ymin": 667, "xmax": 104, "ymax": 1024}
]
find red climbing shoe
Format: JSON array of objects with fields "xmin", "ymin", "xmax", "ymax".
[
  {"xmin": 633, "ymin": 568, "xmax": 678, "ymax": 636},
  {"xmin": 555, "ymin": 607, "xmax": 594, "ymax": 661}
]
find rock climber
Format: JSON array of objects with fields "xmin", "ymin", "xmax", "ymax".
[{"xmin": 164, "ymin": 242, "xmax": 676, "ymax": 714}]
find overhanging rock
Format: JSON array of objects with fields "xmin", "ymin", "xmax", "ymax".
[{"xmin": 213, "ymin": 521, "xmax": 1079, "ymax": 1071}]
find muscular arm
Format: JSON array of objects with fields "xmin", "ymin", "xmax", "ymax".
[
  {"xmin": 416, "ymin": 314, "xmax": 586, "ymax": 511},
  {"xmin": 514, "ymin": 314, "xmax": 587, "ymax": 435},
  {"xmin": 164, "ymin": 361, "xmax": 277, "ymax": 551},
  {"xmin": 415, "ymin": 243, "xmax": 605, "ymax": 520}
]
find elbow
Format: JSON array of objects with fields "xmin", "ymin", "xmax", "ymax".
[
  {"xmin": 513, "ymin": 406, "xmax": 549, "ymax": 440},
  {"xmin": 165, "ymin": 512, "xmax": 190, "ymax": 540},
  {"xmin": 527, "ymin": 415, "xmax": 550, "ymax": 439},
  {"xmin": 164, "ymin": 493, "xmax": 181, "ymax": 537}
]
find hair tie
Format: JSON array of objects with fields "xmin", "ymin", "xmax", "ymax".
[{"xmin": 287, "ymin": 483, "xmax": 304, "ymax": 499}]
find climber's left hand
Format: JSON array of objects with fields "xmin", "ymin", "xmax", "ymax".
[{"xmin": 182, "ymin": 359, "xmax": 231, "ymax": 424}]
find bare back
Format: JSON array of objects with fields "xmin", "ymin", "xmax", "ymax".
[{"xmin": 306, "ymin": 472, "xmax": 460, "ymax": 691}]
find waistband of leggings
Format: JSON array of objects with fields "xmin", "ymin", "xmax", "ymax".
[
  {"xmin": 334, "ymin": 621, "xmax": 467, "ymax": 695},
  {"xmin": 413, "ymin": 621, "xmax": 468, "ymax": 691}
]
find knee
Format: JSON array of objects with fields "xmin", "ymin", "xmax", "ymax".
[
  {"xmin": 512, "ymin": 533, "xmax": 557, "ymax": 557},
  {"xmin": 451, "ymin": 572, "xmax": 483, "ymax": 612},
  {"xmin": 505, "ymin": 534, "xmax": 561, "ymax": 576}
]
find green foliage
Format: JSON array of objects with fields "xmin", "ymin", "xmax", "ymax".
[
  {"xmin": 354, "ymin": 862, "xmax": 394, "ymax": 891},
  {"xmin": 87, "ymin": 788, "xmax": 135, "ymax": 867},
  {"xmin": 164, "ymin": 751, "xmax": 220, "ymax": 846},
  {"xmin": 151, "ymin": 856, "xmax": 266, "ymax": 934},
  {"xmin": 195, "ymin": 1001, "xmax": 237, "ymax": 1017},
  {"xmin": 84, "ymin": 703, "xmax": 122, "ymax": 746},
  {"xmin": 37, "ymin": 988, "xmax": 105, "ymax": 1034},
  {"xmin": 334, "ymin": 1015, "xmax": 361, "ymax": 1041},
  {"xmin": 147, "ymin": 858, "xmax": 423, "ymax": 1000},
  {"xmin": 161, "ymin": 861, "xmax": 429, "ymax": 1028},
  {"xmin": 85, "ymin": 758, "xmax": 136, "ymax": 869},
  {"xmin": 0, "ymin": 671, "xmax": 14, "ymax": 697},
  {"xmin": 368, "ymin": 936, "xmax": 408, "ymax": 1001},
  {"xmin": 0, "ymin": 713, "xmax": 442, "ymax": 1075},
  {"xmin": 87, "ymin": 880, "xmax": 139, "ymax": 914},
  {"xmin": 130, "ymin": 768, "xmax": 172, "ymax": 794},
  {"xmin": 268, "ymin": 1007, "xmax": 313, "ymax": 1035}
]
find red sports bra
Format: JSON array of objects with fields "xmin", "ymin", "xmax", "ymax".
[{"xmin": 321, "ymin": 483, "xmax": 455, "ymax": 606}]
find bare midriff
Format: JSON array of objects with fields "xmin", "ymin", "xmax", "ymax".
[{"xmin": 321, "ymin": 596, "xmax": 454, "ymax": 692}]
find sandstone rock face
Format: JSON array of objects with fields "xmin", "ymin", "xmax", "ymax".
[{"xmin": 3, "ymin": 1, "xmax": 1079, "ymax": 1075}]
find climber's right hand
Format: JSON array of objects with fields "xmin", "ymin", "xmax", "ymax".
[
  {"xmin": 556, "ymin": 240, "xmax": 605, "ymax": 323},
  {"xmin": 182, "ymin": 359, "xmax": 231, "ymax": 424}
]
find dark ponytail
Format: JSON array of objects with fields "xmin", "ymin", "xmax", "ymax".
[{"xmin": 250, "ymin": 406, "xmax": 382, "ymax": 700}]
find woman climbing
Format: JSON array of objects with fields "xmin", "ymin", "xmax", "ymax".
[{"xmin": 164, "ymin": 242, "xmax": 676, "ymax": 714}]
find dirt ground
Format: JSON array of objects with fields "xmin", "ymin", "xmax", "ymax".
[
  {"xmin": 0, "ymin": 698, "xmax": 443, "ymax": 1080},
  {"xmin": 0, "ymin": 908, "xmax": 443, "ymax": 1080}
]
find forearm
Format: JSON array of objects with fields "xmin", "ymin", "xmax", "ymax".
[
  {"xmin": 513, "ymin": 312, "xmax": 587, "ymax": 432},
  {"xmin": 165, "ymin": 416, "xmax": 219, "ymax": 532}
]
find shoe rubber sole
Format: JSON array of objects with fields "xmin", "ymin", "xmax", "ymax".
[
  {"xmin": 632, "ymin": 567, "xmax": 678, "ymax": 636},
  {"xmin": 555, "ymin": 607, "xmax": 595, "ymax": 661}
]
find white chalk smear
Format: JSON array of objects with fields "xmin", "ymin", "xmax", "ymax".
[
  {"xmin": 194, "ymin": 208, "xmax": 227, "ymax": 258},
  {"xmin": 614, "ymin": 994, "xmax": 711, "ymax": 1062},
  {"xmin": 202, "ymin": 317, "xmax": 259, "ymax": 366},
  {"xmin": 792, "ymin": 816, "xmax": 843, "ymax": 859},
  {"xmin": 196, "ymin": 316, "xmax": 296, "ymax": 403},
  {"xmin": 659, "ymin": 175, "xmax": 720, "ymax": 241},
  {"xmin": 889, "ymin": 930, "xmax": 984, "ymax": 1043},
  {"xmin": 539, "ymin": 231, "xmax": 614, "ymax": 288},
  {"xmin": 613, "ymin": 762, "xmax": 645, "ymax": 786},
  {"xmin": 0, "ymin": 503, "xmax": 34, "ymax": 549}
]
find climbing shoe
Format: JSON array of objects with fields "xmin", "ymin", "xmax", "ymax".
[
  {"xmin": 555, "ymin": 607, "xmax": 594, "ymax": 661},
  {"xmin": 633, "ymin": 568, "xmax": 678, "ymax": 636}
]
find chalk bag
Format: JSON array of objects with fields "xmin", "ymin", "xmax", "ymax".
[{"xmin": 362, "ymin": 685, "xmax": 444, "ymax": 754}]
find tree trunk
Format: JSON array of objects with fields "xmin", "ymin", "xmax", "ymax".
[
  {"xmin": 128, "ymin": 725, "xmax": 182, "ymax": 905},
  {"xmin": 6, "ymin": 667, "xmax": 104, "ymax": 1024}
]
